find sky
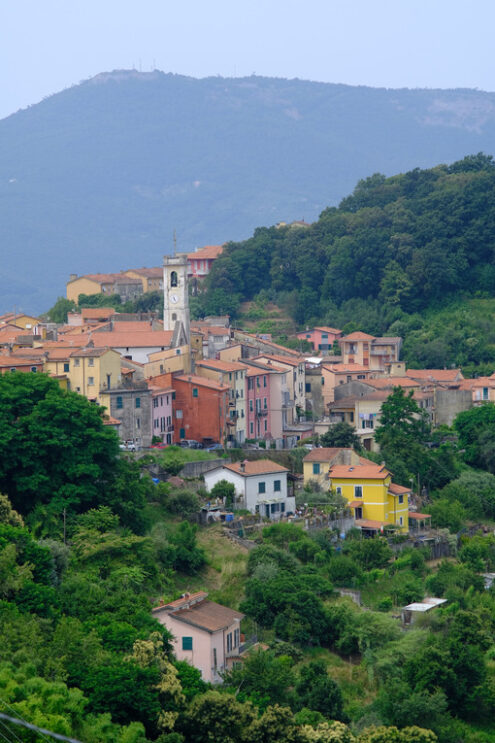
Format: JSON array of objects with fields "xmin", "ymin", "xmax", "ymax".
[{"xmin": 0, "ymin": 0, "xmax": 494, "ymax": 121}]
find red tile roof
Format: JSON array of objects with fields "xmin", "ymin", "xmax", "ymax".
[
  {"xmin": 255, "ymin": 353, "xmax": 304, "ymax": 367},
  {"xmin": 388, "ymin": 483, "xmax": 411, "ymax": 495},
  {"xmin": 196, "ymin": 359, "xmax": 248, "ymax": 373},
  {"xmin": 126, "ymin": 267, "xmax": 163, "ymax": 278},
  {"xmin": 341, "ymin": 332, "xmax": 375, "ymax": 341},
  {"xmin": 174, "ymin": 374, "xmax": 230, "ymax": 391},
  {"xmin": 406, "ymin": 369, "xmax": 463, "ymax": 382},
  {"xmin": 408, "ymin": 512, "xmax": 431, "ymax": 520},
  {"xmin": 323, "ymin": 363, "xmax": 370, "ymax": 373},
  {"xmin": 224, "ymin": 459, "xmax": 289, "ymax": 476},
  {"xmin": 89, "ymin": 331, "xmax": 173, "ymax": 348},
  {"xmin": 187, "ymin": 245, "xmax": 224, "ymax": 261},
  {"xmin": 355, "ymin": 519, "xmax": 386, "ymax": 529},
  {"xmin": 329, "ymin": 458, "xmax": 390, "ymax": 480},
  {"xmin": 313, "ymin": 326, "xmax": 342, "ymax": 334},
  {"xmin": 81, "ymin": 308, "xmax": 117, "ymax": 320},
  {"xmin": 303, "ymin": 447, "xmax": 344, "ymax": 462},
  {"xmin": 156, "ymin": 596, "xmax": 243, "ymax": 633},
  {"xmin": 364, "ymin": 377, "xmax": 420, "ymax": 389}
]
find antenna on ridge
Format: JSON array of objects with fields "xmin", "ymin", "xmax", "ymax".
[{"xmin": 173, "ymin": 229, "xmax": 177, "ymax": 254}]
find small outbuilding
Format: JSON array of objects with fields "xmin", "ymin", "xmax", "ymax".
[{"xmin": 401, "ymin": 597, "xmax": 447, "ymax": 625}]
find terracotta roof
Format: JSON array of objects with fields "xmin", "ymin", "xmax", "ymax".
[
  {"xmin": 329, "ymin": 459, "xmax": 390, "ymax": 480},
  {"xmin": 111, "ymin": 321, "xmax": 154, "ymax": 332},
  {"xmin": 406, "ymin": 369, "xmax": 463, "ymax": 382},
  {"xmin": 408, "ymin": 512, "xmax": 431, "ymax": 520},
  {"xmin": 103, "ymin": 416, "xmax": 121, "ymax": 425},
  {"xmin": 388, "ymin": 483, "xmax": 411, "ymax": 495},
  {"xmin": 372, "ymin": 337, "xmax": 402, "ymax": 345},
  {"xmin": 0, "ymin": 355, "xmax": 42, "ymax": 368},
  {"xmin": 356, "ymin": 519, "xmax": 386, "ymax": 529},
  {"xmin": 187, "ymin": 245, "xmax": 224, "ymax": 261},
  {"xmin": 313, "ymin": 327, "xmax": 342, "ymax": 334},
  {"xmin": 154, "ymin": 591, "xmax": 208, "ymax": 611},
  {"xmin": 70, "ymin": 347, "xmax": 115, "ymax": 358},
  {"xmin": 81, "ymin": 308, "xmax": 117, "ymax": 320},
  {"xmin": 174, "ymin": 374, "xmax": 230, "ymax": 391},
  {"xmin": 89, "ymin": 331, "xmax": 173, "ymax": 348},
  {"xmin": 349, "ymin": 500, "xmax": 363, "ymax": 508},
  {"xmin": 195, "ymin": 359, "xmax": 248, "ymax": 373},
  {"xmin": 169, "ymin": 600, "xmax": 243, "ymax": 633},
  {"xmin": 70, "ymin": 273, "xmax": 141, "ymax": 285},
  {"xmin": 255, "ymin": 353, "xmax": 304, "ymax": 367},
  {"xmin": 323, "ymin": 363, "xmax": 370, "ymax": 373},
  {"xmin": 364, "ymin": 377, "xmax": 420, "ymax": 389},
  {"xmin": 341, "ymin": 332, "xmax": 375, "ymax": 341},
  {"xmin": 126, "ymin": 267, "xmax": 163, "ymax": 278},
  {"xmin": 303, "ymin": 447, "xmax": 343, "ymax": 462},
  {"xmin": 191, "ymin": 324, "xmax": 230, "ymax": 336},
  {"xmin": 224, "ymin": 459, "xmax": 289, "ymax": 476}
]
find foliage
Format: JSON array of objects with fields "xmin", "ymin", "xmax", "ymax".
[
  {"xmin": 210, "ymin": 479, "xmax": 236, "ymax": 509},
  {"xmin": 320, "ymin": 423, "xmax": 362, "ymax": 450},
  {"xmin": 454, "ymin": 404, "xmax": 495, "ymax": 472}
]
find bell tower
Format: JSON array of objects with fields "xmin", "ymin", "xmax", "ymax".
[{"xmin": 163, "ymin": 252, "xmax": 190, "ymax": 347}]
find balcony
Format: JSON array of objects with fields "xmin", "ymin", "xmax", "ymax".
[
  {"xmin": 255, "ymin": 409, "xmax": 268, "ymax": 417},
  {"xmin": 167, "ymin": 425, "xmax": 174, "ymax": 432}
]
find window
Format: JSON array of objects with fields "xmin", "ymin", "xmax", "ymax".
[
  {"xmin": 172, "ymin": 313, "xmax": 177, "ymax": 321},
  {"xmin": 136, "ymin": 418, "xmax": 140, "ymax": 429},
  {"xmin": 248, "ymin": 378, "xmax": 253, "ymax": 390},
  {"xmin": 263, "ymin": 397, "xmax": 267, "ymax": 409},
  {"xmin": 322, "ymin": 333, "xmax": 328, "ymax": 340},
  {"xmin": 321, "ymin": 377, "xmax": 325, "ymax": 385},
  {"xmin": 256, "ymin": 377, "xmax": 260, "ymax": 388},
  {"xmin": 116, "ymin": 396, "xmax": 123, "ymax": 409},
  {"xmin": 88, "ymin": 358, "xmax": 94, "ymax": 367},
  {"xmin": 399, "ymin": 516, "xmax": 403, "ymax": 526},
  {"xmin": 154, "ymin": 419, "xmax": 159, "ymax": 429},
  {"xmin": 305, "ymin": 382, "xmax": 311, "ymax": 393},
  {"xmin": 176, "ymin": 410, "xmax": 183, "ymax": 419},
  {"xmin": 350, "ymin": 412, "xmax": 354, "ymax": 422},
  {"xmin": 172, "ymin": 391, "xmax": 176, "ymax": 400},
  {"xmin": 153, "ymin": 398, "xmax": 158, "ymax": 408},
  {"xmin": 182, "ymin": 637, "xmax": 193, "ymax": 651},
  {"xmin": 234, "ymin": 628, "xmax": 240, "ymax": 647},
  {"xmin": 250, "ymin": 422, "xmax": 254, "ymax": 434},
  {"xmin": 274, "ymin": 480, "xmax": 281, "ymax": 492},
  {"xmin": 135, "ymin": 397, "xmax": 141, "ymax": 408},
  {"xmin": 249, "ymin": 400, "xmax": 253, "ymax": 412},
  {"xmin": 264, "ymin": 420, "xmax": 267, "ymax": 431},
  {"xmin": 357, "ymin": 374, "xmax": 366, "ymax": 379},
  {"xmin": 313, "ymin": 463, "xmax": 320, "ymax": 475},
  {"xmin": 483, "ymin": 387, "xmax": 489, "ymax": 400},
  {"xmin": 263, "ymin": 376, "xmax": 267, "ymax": 388},
  {"xmin": 226, "ymin": 633, "xmax": 233, "ymax": 652},
  {"xmin": 192, "ymin": 388, "xmax": 198, "ymax": 398},
  {"xmin": 170, "ymin": 271, "xmax": 178, "ymax": 287},
  {"xmin": 336, "ymin": 486, "xmax": 342, "ymax": 496},
  {"xmin": 180, "ymin": 427, "xmax": 185, "ymax": 438},
  {"xmin": 88, "ymin": 376, "xmax": 94, "ymax": 386},
  {"xmin": 63, "ymin": 362, "xmax": 69, "ymax": 372},
  {"xmin": 31, "ymin": 367, "xmax": 37, "ymax": 373},
  {"xmin": 9, "ymin": 368, "xmax": 16, "ymax": 373},
  {"xmin": 398, "ymin": 494, "xmax": 404, "ymax": 504},
  {"xmin": 354, "ymin": 485, "xmax": 363, "ymax": 498},
  {"xmin": 74, "ymin": 358, "xmax": 80, "ymax": 367},
  {"xmin": 271, "ymin": 503, "xmax": 280, "ymax": 513},
  {"xmin": 213, "ymin": 648, "xmax": 217, "ymax": 668},
  {"xmin": 258, "ymin": 482, "xmax": 266, "ymax": 494}
]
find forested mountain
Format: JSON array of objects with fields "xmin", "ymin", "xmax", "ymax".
[
  {"xmin": 200, "ymin": 154, "xmax": 495, "ymax": 369},
  {"xmin": 3, "ymin": 70, "xmax": 495, "ymax": 311}
]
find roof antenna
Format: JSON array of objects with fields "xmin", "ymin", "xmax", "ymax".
[{"xmin": 173, "ymin": 229, "xmax": 177, "ymax": 255}]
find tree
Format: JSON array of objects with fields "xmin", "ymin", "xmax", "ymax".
[
  {"xmin": 295, "ymin": 661, "xmax": 345, "ymax": 721},
  {"xmin": 320, "ymin": 422, "xmax": 361, "ymax": 450},
  {"xmin": 224, "ymin": 649, "xmax": 295, "ymax": 709},
  {"xmin": 454, "ymin": 404, "xmax": 495, "ymax": 471},
  {"xmin": 210, "ymin": 480, "xmax": 236, "ymax": 509},
  {"xmin": 45, "ymin": 296, "xmax": 77, "ymax": 323},
  {"xmin": 0, "ymin": 374, "xmax": 119, "ymax": 516},
  {"xmin": 178, "ymin": 691, "xmax": 256, "ymax": 743},
  {"xmin": 169, "ymin": 522, "xmax": 205, "ymax": 573}
]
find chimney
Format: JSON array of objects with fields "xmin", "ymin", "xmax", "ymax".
[
  {"xmin": 159, "ymin": 598, "xmax": 165, "ymax": 607},
  {"xmin": 69, "ymin": 273, "xmax": 78, "ymax": 281},
  {"xmin": 240, "ymin": 460, "xmax": 247, "ymax": 472}
]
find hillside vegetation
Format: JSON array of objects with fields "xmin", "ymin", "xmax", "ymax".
[
  {"xmin": 199, "ymin": 154, "xmax": 495, "ymax": 370},
  {"xmin": 4, "ymin": 71, "xmax": 495, "ymax": 310}
]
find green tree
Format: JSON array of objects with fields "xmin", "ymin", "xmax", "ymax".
[
  {"xmin": 45, "ymin": 296, "xmax": 77, "ymax": 323},
  {"xmin": 454, "ymin": 404, "xmax": 495, "ymax": 471},
  {"xmin": 320, "ymin": 422, "xmax": 362, "ymax": 450},
  {"xmin": 295, "ymin": 660, "xmax": 345, "ymax": 721},
  {"xmin": 210, "ymin": 479, "xmax": 236, "ymax": 509}
]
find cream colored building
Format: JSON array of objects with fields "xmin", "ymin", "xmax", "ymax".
[
  {"xmin": 67, "ymin": 347, "xmax": 122, "ymax": 403},
  {"xmin": 144, "ymin": 345, "xmax": 191, "ymax": 377},
  {"xmin": 124, "ymin": 268, "xmax": 163, "ymax": 293}
]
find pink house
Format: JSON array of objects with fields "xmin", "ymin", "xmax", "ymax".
[
  {"xmin": 149, "ymin": 385, "xmax": 174, "ymax": 444},
  {"xmin": 152, "ymin": 592, "xmax": 244, "ymax": 683},
  {"xmin": 296, "ymin": 326, "xmax": 342, "ymax": 352},
  {"xmin": 245, "ymin": 365, "xmax": 273, "ymax": 440},
  {"xmin": 187, "ymin": 245, "xmax": 224, "ymax": 278}
]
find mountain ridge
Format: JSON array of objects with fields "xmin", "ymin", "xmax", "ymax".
[{"xmin": 3, "ymin": 70, "xmax": 495, "ymax": 311}]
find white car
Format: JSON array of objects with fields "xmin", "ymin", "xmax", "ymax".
[{"xmin": 119, "ymin": 441, "xmax": 137, "ymax": 452}]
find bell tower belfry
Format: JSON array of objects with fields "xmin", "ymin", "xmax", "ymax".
[{"xmin": 163, "ymin": 252, "xmax": 190, "ymax": 347}]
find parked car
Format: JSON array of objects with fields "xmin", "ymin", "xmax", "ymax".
[
  {"xmin": 205, "ymin": 443, "xmax": 224, "ymax": 452},
  {"xmin": 150, "ymin": 442, "xmax": 169, "ymax": 449},
  {"xmin": 179, "ymin": 439, "xmax": 203, "ymax": 449},
  {"xmin": 119, "ymin": 441, "xmax": 137, "ymax": 452}
]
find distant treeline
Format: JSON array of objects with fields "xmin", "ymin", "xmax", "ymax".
[{"xmin": 199, "ymin": 154, "xmax": 495, "ymax": 369}]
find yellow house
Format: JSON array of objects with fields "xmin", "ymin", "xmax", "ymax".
[
  {"xmin": 144, "ymin": 345, "xmax": 191, "ymax": 377},
  {"xmin": 66, "ymin": 273, "xmax": 142, "ymax": 303},
  {"xmin": 124, "ymin": 268, "xmax": 163, "ymax": 293},
  {"xmin": 303, "ymin": 448, "xmax": 410, "ymax": 532},
  {"xmin": 67, "ymin": 347, "xmax": 122, "ymax": 403}
]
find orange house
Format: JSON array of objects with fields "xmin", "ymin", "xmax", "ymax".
[{"xmin": 172, "ymin": 374, "xmax": 229, "ymax": 445}]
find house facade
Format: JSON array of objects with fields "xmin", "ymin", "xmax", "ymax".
[
  {"xmin": 149, "ymin": 386, "xmax": 174, "ymax": 444},
  {"xmin": 338, "ymin": 332, "xmax": 402, "ymax": 372},
  {"xmin": 152, "ymin": 592, "xmax": 243, "ymax": 684},
  {"xmin": 204, "ymin": 459, "xmax": 294, "ymax": 518},
  {"xmin": 100, "ymin": 381, "xmax": 153, "ymax": 448},
  {"xmin": 171, "ymin": 374, "xmax": 229, "ymax": 445},
  {"xmin": 303, "ymin": 448, "xmax": 410, "ymax": 532},
  {"xmin": 296, "ymin": 326, "xmax": 342, "ymax": 352},
  {"xmin": 195, "ymin": 359, "xmax": 247, "ymax": 445},
  {"xmin": 187, "ymin": 245, "xmax": 223, "ymax": 279}
]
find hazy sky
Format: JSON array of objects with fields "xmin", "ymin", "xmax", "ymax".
[{"xmin": 1, "ymin": 0, "xmax": 494, "ymax": 120}]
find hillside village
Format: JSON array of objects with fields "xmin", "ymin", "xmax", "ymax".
[{"xmin": 4, "ymin": 238, "xmax": 495, "ymax": 741}]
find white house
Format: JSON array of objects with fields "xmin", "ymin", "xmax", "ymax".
[{"xmin": 204, "ymin": 459, "xmax": 295, "ymax": 519}]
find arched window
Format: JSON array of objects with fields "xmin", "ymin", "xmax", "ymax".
[
  {"xmin": 170, "ymin": 271, "xmax": 178, "ymax": 287},
  {"xmin": 172, "ymin": 313, "xmax": 177, "ymax": 321}
]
